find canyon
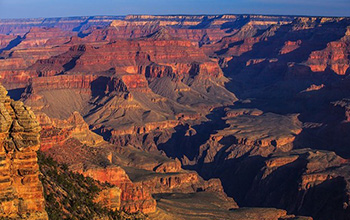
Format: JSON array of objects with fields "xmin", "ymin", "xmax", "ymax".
[{"xmin": 1, "ymin": 14, "xmax": 350, "ymax": 219}]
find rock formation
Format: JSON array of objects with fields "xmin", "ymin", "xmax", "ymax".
[
  {"xmin": 36, "ymin": 111, "xmax": 236, "ymax": 214},
  {"xmin": 0, "ymin": 84, "xmax": 48, "ymax": 219},
  {"xmin": 37, "ymin": 151, "xmax": 142, "ymax": 219},
  {"xmin": 306, "ymin": 26, "xmax": 350, "ymax": 75},
  {"xmin": 245, "ymin": 149, "xmax": 350, "ymax": 220},
  {"xmin": 2, "ymin": 14, "xmax": 350, "ymax": 219},
  {"xmin": 148, "ymin": 193, "xmax": 312, "ymax": 220}
]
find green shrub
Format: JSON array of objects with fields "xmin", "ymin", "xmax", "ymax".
[{"xmin": 37, "ymin": 151, "xmax": 143, "ymax": 219}]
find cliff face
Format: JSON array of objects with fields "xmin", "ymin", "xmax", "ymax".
[
  {"xmin": 0, "ymin": 84, "xmax": 48, "ymax": 219},
  {"xmin": 2, "ymin": 14, "xmax": 350, "ymax": 220},
  {"xmin": 157, "ymin": 107, "xmax": 302, "ymax": 169},
  {"xmin": 15, "ymin": 27, "xmax": 74, "ymax": 50},
  {"xmin": 0, "ymin": 16, "xmax": 122, "ymax": 35},
  {"xmin": 19, "ymin": 33, "xmax": 237, "ymax": 140},
  {"xmin": 0, "ymin": 27, "xmax": 73, "ymax": 88},
  {"xmin": 245, "ymin": 149, "xmax": 350, "ymax": 220},
  {"xmin": 73, "ymin": 32, "xmax": 222, "ymax": 78},
  {"xmin": 36, "ymin": 111, "xmax": 237, "ymax": 214},
  {"xmin": 35, "ymin": 111, "xmax": 314, "ymax": 219},
  {"xmin": 37, "ymin": 151, "xmax": 143, "ymax": 219},
  {"xmin": 3, "ymin": 22, "xmax": 238, "ymax": 140},
  {"xmin": 306, "ymin": 26, "xmax": 350, "ymax": 75}
]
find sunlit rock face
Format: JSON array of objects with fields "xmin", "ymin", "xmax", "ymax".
[
  {"xmin": 0, "ymin": 84, "xmax": 48, "ymax": 220},
  {"xmin": 2, "ymin": 14, "xmax": 350, "ymax": 220},
  {"xmin": 36, "ymin": 110, "xmax": 236, "ymax": 214}
]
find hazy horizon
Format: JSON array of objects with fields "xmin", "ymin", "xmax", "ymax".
[
  {"xmin": 0, "ymin": 13, "xmax": 350, "ymax": 21},
  {"xmin": 0, "ymin": 0, "xmax": 349, "ymax": 19}
]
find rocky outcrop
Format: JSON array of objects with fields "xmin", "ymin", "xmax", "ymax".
[
  {"xmin": 306, "ymin": 26, "xmax": 350, "ymax": 75},
  {"xmin": 149, "ymin": 193, "xmax": 311, "ymax": 220},
  {"xmin": 218, "ymin": 111, "xmax": 302, "ymax": 149},
  {"xmin": 307, "ymin": 43, "xmax": 349, "ymax": 75},
  {"xmin": 37, "ymin": 151, "xmax": 142, "ymax": 219},
  {"xmin": 245, "ymin": 149, "xmax": 350, "ymax": 220},
  {"xmin": 37, "ymin": 110, "xmax": 237, "ymax": 214},
  {"xmin": 3, "ymin": 14, "xmax": 350, "ymax": 220},
  {"xmin": 15, "ymin": 27, "xmax": 73, "ymax": 49},
  {"xmin": 94, "ymin": 187, "xmax": 122, "ymax": 211},
  {"xmin": 37, "ymin": 111, "xmax": 159, "ymax": 213},
  {"xmin": 81, "ymin": 166, "xmax": 157, "ymax": 213},
  {"xmin": 170, "ymin": 109, "xmax": 302, "ymax": 169},
  {"xmin": 0, "ymin": 84, "xmax": 48, "ymax": 219},
  {"xmin": 39, "ymin": 111, "xmax": 103, "ymax": 151},
  {"xmin": 280, "ymin": 40, "xmax": 302, "ymax": 55}
]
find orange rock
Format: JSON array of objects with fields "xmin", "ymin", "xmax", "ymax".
[
  {"xmin": 0, "ymin": 84, "xmax": 48, "ymax": 220},
  {"xmin": 279, "ymin": 40, "xmax": 302, "ymax": 55},
  {"xmin": 79, "ymin": 166, "xmax": 157, "ymax": 213},
  {"xmin": 306, "ymin": 37, "xmax": 350, "ymax": 75},
  {"xmin": 94, "ymin": 187, "xmax": 122, "ymax": 211}
]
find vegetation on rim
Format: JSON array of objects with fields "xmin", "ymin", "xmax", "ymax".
[{"xmin": 37, "ymin": 151, "xmax": 145, "ymax": 220}]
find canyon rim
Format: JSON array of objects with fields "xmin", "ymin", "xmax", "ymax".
[{"xmin": 0, "ymin": 1, "xmax": 350, "ymax": 220}]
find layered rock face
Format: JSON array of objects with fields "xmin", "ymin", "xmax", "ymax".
[
  {"xmin": 35, "ymin": 110, "xmax": 313, "ymax": 219},
  {"xmin": 3, "ymin": 14, "xmax": 350, "ymax": 220},
  {"xmin": 0, "ymin": 27, "xmax": 74, "ymax": 88},
  {"xmin": 245, "ymin": 149, "xmax": 350, "ymax": 220},
  {"xmin": 72, "ymin": 31, "xmax": 222, "ymax": 78},
  {"xmin": 37, "ymin": 111, "xmax": 158, "ymax": 213},
  {"xmin": 0, "ymin": 34, "xmax": 17, "ymax": 50},
  {"xmin": 306, "ymin": 26, "xmax": 350, "ymax": 75},
  {"xmin": 36, "ymin": 111, "xmax": 237, "ymax": 214},
  {"xmin": 15, "ymin": 27, "xmax": 74, "ymax": 49},
  {"xmin": 37, "ymin": 151, "xmax": 142, "ymax": 219},
  {"xmin": 17, "ymin": 27, "xmax": 237, "ymax": 143},
  {"xmin": 158, "ymin": 107, "xmax": 302, "ymax": 167},
  {"xmin": 0, "ymin": 84, "xmax": 48, "ymax": 219},
  {"xmin": 91, "ymin": 14, "xmax": 294, "ymax": 44},
  {"xmin": 0, "ymin": 16, "xmax": 122, "ymax": 35}
]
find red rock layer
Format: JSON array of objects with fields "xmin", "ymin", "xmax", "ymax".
[
  {"xmin": 26, "ymin": 74, "xmax": 98, "ymax": 93},
  {"xmin": 66, "ymin": 31, "xmax": 224, "ymax": 79},
  {"xmin": 81, "ymin": 166, "xmax": 157, "ymax": 213},
  {"xmin": 15, "ymin": 27, "xmax": 74, "ymax": 49},
  {"xmin": 80, "ymin": 14, "xmax": 293, "ymax": 44},
  {"xmin": 23, "ymin": 73, "xmax": 151, "ymax": 102},
  {"xmin": 37, "ymin": 112, "xmax": 158, "ymax": 213},
  {"xmin": 0, "ymin": 48, "xmax": 71, "ymax": 88},
  {"xmin": 37, "ymin": 110, "xmax": 237, "ymax": 214},
  {"xmin": 0, "ymin": 84, "xmax": 48, "ymax": 219},
  {"xmin": 0, "ymin": 34, "xmax": 17, "ymax": 49},
  {"xmin": 307, "ymin": 27, "xmax": 350, "ymax": 75}
]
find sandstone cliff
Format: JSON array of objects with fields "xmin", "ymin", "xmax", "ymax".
[
  {"xmin": 36, "ymin": 111, "xmax": 237, "ymax": 214},
  {"xmin": 2, "ymin": 14, "xmax": 350, "ymax": 220},
  {"xmin": 37, "ymin": 151, "xmax": 143, "ymax": 219},
  {"xmin": 0, "ymin": 84, "xmax": 48, "ymax": 219}
]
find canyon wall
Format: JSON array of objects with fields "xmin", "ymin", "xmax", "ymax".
[
  {"xmin": 0, "ymin": 84, "xmax": 48, "ymax": 219},
  {"xmin": 2, "ymin": 14, "xmax": 350, "ymax": 219}
]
